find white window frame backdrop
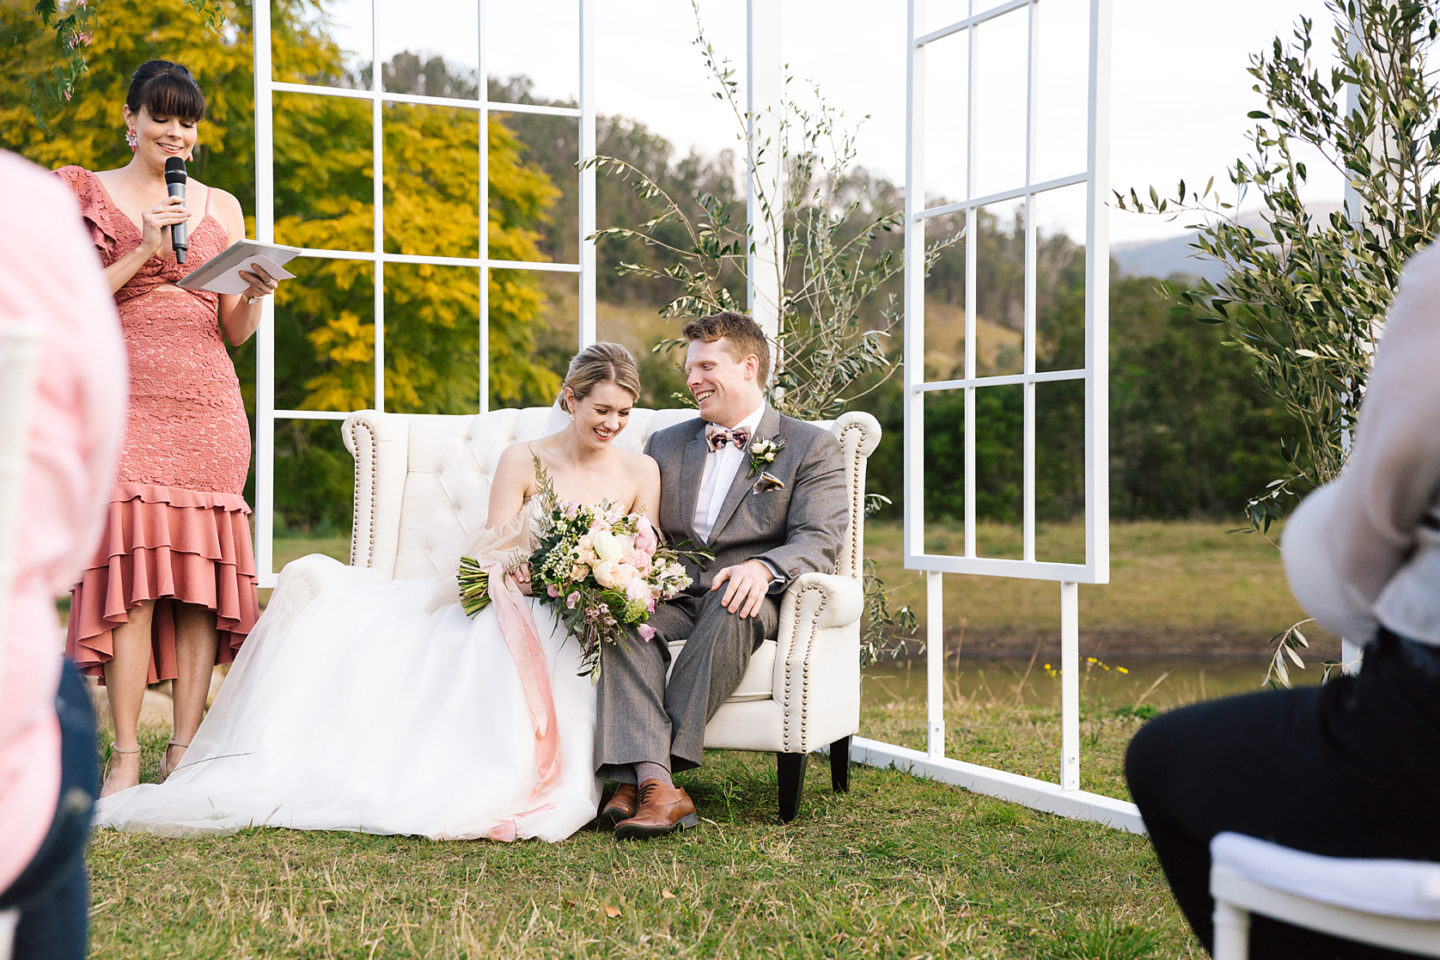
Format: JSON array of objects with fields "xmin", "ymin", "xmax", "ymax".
[
  {"xmin": 247, "ymin": 0, "xmax": 1136, "ymax": 830},
  {"xmin": 849, "ymin": 0, "xmax": 1142, "ymax": 833},
  {"xmin": 248, "ymin": 0, "xmax": 598, "ymax": 585}
]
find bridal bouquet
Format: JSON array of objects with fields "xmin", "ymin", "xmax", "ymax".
[{"xmin": 457, "ymin": 466, "xmax": 699, "ymax": 677}]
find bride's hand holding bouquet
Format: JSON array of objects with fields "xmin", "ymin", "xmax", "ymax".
[{"xmin": 458, "ymin": 462, "xmax": 705, "ymax": 677}]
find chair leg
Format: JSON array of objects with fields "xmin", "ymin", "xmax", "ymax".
[
  {"xmin": 830, "ymin": 736, "xmax": 851, "ymax": 793},
  {"xmin": 777, "ymin": 752, "xmax": 808, "ymax": 823},
  {"xmin": 1211, "ymin": 900, "xmax": 1251, "ymax": 960}
]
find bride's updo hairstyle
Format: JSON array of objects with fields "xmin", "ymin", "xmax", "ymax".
[
  {"xmin": 127, "ymin": 60, "xmax": 206, "ymax": 123},
  {"xmin": 558, "ymin": 342, "xmax": 641, "ymax": 413}
]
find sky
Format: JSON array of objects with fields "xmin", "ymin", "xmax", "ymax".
[{"xmin": 328, "ymin": 0, "xmax": 1344, "ymax": 246}]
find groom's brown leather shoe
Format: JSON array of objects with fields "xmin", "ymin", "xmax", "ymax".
[
  {"xmin": 599, "ymin": 783, "xmax": 637, "ymax": 827},
  {"xmin": 614, "ymin": 780, "xmax": 698, "ymax": 839}
]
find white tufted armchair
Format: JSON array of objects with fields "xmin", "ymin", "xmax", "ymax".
[{"xmin": 282, "ymin": 406, "xmax": 881, "ymax": 822}]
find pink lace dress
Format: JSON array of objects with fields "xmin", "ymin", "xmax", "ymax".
[{"xmin": 56, "ymin": 166, "xmax": 259, "ymax": 682}]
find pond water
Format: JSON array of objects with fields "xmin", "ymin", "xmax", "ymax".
[{"xmin": 861, "ymin": 655, "xmax": 1325, "ymax": 712}]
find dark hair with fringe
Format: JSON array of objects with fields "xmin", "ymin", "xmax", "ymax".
[{"xmin": 126, "ymin": 61, "xmax": 206, "ymax": 123}]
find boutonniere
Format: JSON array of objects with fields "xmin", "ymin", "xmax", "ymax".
[{"xmin": 747, "ymin": 436, "xmax": 785, "ymax": 478}]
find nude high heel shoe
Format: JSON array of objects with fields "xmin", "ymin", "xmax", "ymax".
[
  {"xmin": 100, "ymin": 743, "xmax": 141, "ymax": 797},
  {"xmin": 158, "ymin": 738, "xmax": 189, "ymax": 782}
]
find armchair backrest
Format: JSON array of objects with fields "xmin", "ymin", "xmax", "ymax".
[{"xmin": 341, "ymin": 407, "xmax": 881, "ymax": 584}]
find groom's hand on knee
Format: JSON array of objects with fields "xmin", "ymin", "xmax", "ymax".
[{"xmin": 711, "ymin": 560, "xmax": 773, "ymax": 618}]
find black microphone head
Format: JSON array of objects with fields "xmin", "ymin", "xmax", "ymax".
[{"xmin": 165, "ymin": 156, "xmax": 187, "ymax": 184}]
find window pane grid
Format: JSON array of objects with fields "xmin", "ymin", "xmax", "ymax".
[
  {"xmin": 254, "ymin": 0, "xmax": 592, "ymax": 585},
  {"xmin": 906, "ymin": 0, "xmax": 1105, "ymax": 582},
  {"xmin": 292, "ymin": 249, "xmax": 583, "ymax": 271},
  {"xmin": 269, "ymin": 82, "xmax": 583, "ymax": 119}
]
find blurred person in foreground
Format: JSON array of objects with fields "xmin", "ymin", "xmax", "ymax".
[
  {"xmin": 55, "ymin": 60, "xmax": 284, "ymax": 795},
  {"xmin": 0, "ymin": 150, "xmax": 126, "ymax": 959},
  {"xmin": 1125, "ymin": 243, "xmax": 1440, "ymax": 959}
]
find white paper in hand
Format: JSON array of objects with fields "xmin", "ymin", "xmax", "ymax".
[
  {"xmin": 176, "ymin": 239, "xmax": 301, "ymax": 296},
  {"xmin": 205, "ymin": 255, "xmax": 296, "ymax": 295}
]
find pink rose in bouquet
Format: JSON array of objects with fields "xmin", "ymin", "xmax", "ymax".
[{"xmin": 632, "ymin": 517, "xmax": 659, "ymax": 570}]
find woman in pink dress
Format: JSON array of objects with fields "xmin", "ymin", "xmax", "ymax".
[{"xmin": 56, "ymin": 60, "xmax": 284, "ymax": 796}]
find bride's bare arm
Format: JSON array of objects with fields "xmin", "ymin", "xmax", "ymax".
[{"xmin": 487, "ymin": 444, "xmax": 534, "ymax": 529}]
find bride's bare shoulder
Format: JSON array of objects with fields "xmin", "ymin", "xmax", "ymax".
[
  {"xmin": 623, "ymin": 449, "xmax": 660, "ymax": 479},
  {"xmin": 492, "ymin": 441, "xmax": 542, "ymax": 487}
]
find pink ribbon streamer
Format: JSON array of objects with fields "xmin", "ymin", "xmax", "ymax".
[{"xmin": 482, "ymin": 560, "xmax": 562, "ymax": 835}]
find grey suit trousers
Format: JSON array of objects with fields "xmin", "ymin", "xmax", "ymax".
[{"xmin": 594, "ymin": 589, "xmax": 779, "ymax": 783}]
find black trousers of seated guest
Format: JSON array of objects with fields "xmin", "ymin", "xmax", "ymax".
[
  {"xmin": 1125, "ymin": 629, "xmax": 1440, "ymax": 960},
  {"xmin": 0, "ymin": 660, "xmax": 98, "ymax": 960}
]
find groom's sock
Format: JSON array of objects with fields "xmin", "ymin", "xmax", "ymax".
[{"xmin": 635, "ymin": 761, "xmax": 673, "ymax": 788}]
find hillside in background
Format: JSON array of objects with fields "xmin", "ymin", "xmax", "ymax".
[{"xmin": 1111, "ymin": 202, "xmax": 1345, "ymax": 281}]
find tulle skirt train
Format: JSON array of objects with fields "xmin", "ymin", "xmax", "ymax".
[{"xmin": 93, "ymin": 558, "xmax": 600, "ymax": 841}]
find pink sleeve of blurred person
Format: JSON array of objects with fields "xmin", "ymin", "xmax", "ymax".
[{"xmin": 0, "ymin": 151, "xmax": 126, "ymax": 894}]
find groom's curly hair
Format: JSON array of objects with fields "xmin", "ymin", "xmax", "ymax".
[{"xmin": 681, "ymin": 311, "xmax": 771, "ymax": 385}]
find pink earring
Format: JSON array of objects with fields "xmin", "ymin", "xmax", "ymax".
[{"xmin": 125, "ymin": 129, "xmax": 137, "ymax": 152}]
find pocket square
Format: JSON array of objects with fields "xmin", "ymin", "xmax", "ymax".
[{"xmin": 751, "ymin": 471, "xmax": 785, "ymax": 494}]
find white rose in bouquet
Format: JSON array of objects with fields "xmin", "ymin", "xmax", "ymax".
[{"xmin": 592, "ymin": 529, "xmax": 629, "ymax": 563}]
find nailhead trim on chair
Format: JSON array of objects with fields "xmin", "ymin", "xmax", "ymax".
[
  {"xmin": 837, "ymin": 418, "xmax": 867, "ymax": 581},
  {"xmin": 347, "ymin": 418, "xmax": 378, "ymax": 569},
  {"xmin": 781, "ymin": 581, "xmax": 829, "ymax": 753}
]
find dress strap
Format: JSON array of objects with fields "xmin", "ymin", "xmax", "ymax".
[{"xmin": 203, "ymin": 184, "xmax": 213, "ymax": 216}]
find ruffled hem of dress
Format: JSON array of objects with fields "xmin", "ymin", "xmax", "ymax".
[
  {"xmin": 112, "ymin": 481, "xmax": 251, "ymax": 515},
  {"xmin": 66, "ymin": 486, "xmax": 259, "ymax": 684}
]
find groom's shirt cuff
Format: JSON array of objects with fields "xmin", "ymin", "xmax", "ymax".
[{"xmin": 758, "ymin": 558, "xmax": 786, "ymax": 593}]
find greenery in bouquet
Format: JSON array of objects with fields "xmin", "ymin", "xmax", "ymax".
[
  {"xmin": 457, "ymin": 459, "xmax": 706, "ymax": 677},
  {"xmin": 528, "ymin": 498, "xmax": 696, "ymax": 677}
]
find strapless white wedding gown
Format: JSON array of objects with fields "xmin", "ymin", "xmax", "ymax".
[{"xmin": 94, "ymin": 505, "xmax": 601, "ymax": 841}]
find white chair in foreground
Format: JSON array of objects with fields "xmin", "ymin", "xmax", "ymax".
[
  {"xmin": 284, "ymin": 406, "xmax": 881, "ymax": 822},
  {"xmin": 1210, "ymin": 831, "xmax": 1440, "ymax": 959}
]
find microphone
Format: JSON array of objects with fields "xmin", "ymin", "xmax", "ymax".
[{"xmin": 164, "ymin": 156, "xmax": 188, "ymax": 264}]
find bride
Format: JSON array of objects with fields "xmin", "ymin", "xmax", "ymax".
[{"xmin": 94, "ymin": 343, "xmax": 659, "ymax": 841}]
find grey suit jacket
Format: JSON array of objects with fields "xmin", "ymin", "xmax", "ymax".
[{"xmin": 644, "ymin": 405, "xmax": 849, "ymax": 595}]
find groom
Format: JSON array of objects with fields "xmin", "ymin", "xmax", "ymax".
[{"xmin": 595, "ymin": 310, "xmax": 849, "ymax": 839}]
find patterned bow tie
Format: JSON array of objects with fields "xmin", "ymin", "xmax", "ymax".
[{"xmin": 705, "ymin": 424, "xmax": 750, "ymax": 452}]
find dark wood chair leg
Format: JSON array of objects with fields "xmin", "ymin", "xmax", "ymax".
[
  {"xmin": 777, "ymin": 752, "xmax": 807, "ymax": 823},
  {"xmin": 830, "ymin": 736, "xmax": 851, "ymax": 793}
]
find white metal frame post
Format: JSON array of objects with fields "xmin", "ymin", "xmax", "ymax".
[
  {"xmin": 253, "ymin": 0, "xmax": 277, "ymax": 586},
  {"xmin": 746, "ymin": 0, "xmax": 784, "ymax": 343},
  {"xmin": 579, "ymin": 0, "xmax": 597, "ymax": 347},
  {"xmin": 857, "ymin": 0, "xmax": 1138, "ymax": 833},
  {"xmin": 253, "ymin": 0, "xmax": 594, "ymax": 587}
]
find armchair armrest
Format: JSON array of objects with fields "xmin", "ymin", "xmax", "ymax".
[
  {"xmin": 343, "ymin": 410, "xmax": 413, "ymax": 576},
  {"xmin": 777, "ymin": 572, "xmax": 863, "ymax": 634},
  {"xmin": 265, "ymin": 554, "xmax": 383, "ymax": 630},
  {"xmin": 772, "ymin": 573, "xmax": 863, "ymax": 753}
]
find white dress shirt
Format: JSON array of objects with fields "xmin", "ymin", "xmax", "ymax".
[{"xmin": 693, "ymin": 403, "xmax": 766, "ymax": 542}]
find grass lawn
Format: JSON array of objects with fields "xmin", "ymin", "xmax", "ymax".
[
  {"xmin": 274, "ymin": 520, "xmax": 1311, "ymax": 646},
  {"xmin": 91, "ymin": 690, "xmax": 1195, "ymax": 959},
  {"xmin": 98, "ymin": 518, "xmax": 1293, "ymax": 958}
]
